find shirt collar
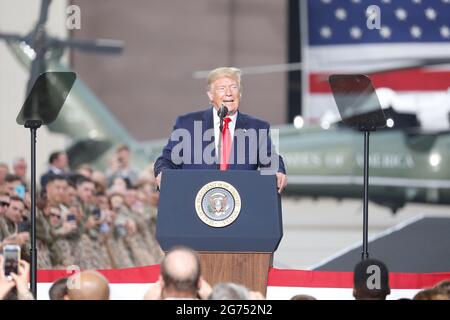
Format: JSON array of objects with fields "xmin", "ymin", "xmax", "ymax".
[{"xmin": 212, "ymin": 107, "xmax": 238, "ymax": 125}]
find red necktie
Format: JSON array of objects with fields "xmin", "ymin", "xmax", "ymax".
[{"xmin": 220, "ymin": 117, "xmax": 232, "ymax": 171}]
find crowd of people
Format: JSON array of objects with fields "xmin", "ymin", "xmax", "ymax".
[
  {"xmin": 0, "ymin": 245, "xmax": 449, "ymax": 300},
  {"xmin": 0, "ymin": 145, "xmax": 449, "ymax": 300},
  {"xmin": 0, "ymin": 144, "xmax": 163, "ymax": 271}
]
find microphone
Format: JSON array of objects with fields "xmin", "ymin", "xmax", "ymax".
[
  {"xmin": 217, "ymin": 105, "xmax": 229, "ymax": 167},
  {"xmin": 217, "ymin": 104, "xmax": 229, "ymax": 118},
  {"xmin": 218, "ymin": 104, "xmax": 229, "ymax": 132}
]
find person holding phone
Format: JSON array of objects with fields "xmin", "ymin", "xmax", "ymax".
[
  {"xmin": 46, "ymin": 206, "xmax": 78, "ymax": 267},
  {"xmin": 0, "ymin": 254, "xmax": 34, "ymax": 300}
]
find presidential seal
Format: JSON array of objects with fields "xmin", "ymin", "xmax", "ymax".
[{"xmin": 195, "ymin": 181, "xmax": 241, "ymax": 227}]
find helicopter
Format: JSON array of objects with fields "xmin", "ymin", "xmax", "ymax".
[{"xmin": 2, "ymin": 0, "xmax": 450, "ymax": 214}]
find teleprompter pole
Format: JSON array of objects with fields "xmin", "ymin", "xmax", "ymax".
[{"xmin": 24, "ymin": 120, "xmax": 42, "ymax": 298}]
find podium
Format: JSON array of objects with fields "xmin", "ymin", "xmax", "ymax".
[{"xmin": 156, "ymin": 170, "xmax": 283, "ymax": 295}]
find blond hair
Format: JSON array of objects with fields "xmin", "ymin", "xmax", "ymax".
[{"xmin": 207, "ymin": 67, "xmax": 242, "ymax": 91}]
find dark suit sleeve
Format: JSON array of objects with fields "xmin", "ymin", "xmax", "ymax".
[
  {"xmin": 258, "ymin": 122, "xmax": 286, "ymax": 174},
  {"xmin": 154, "ymin": 116, "xmax": 183, "ymax": 177}
]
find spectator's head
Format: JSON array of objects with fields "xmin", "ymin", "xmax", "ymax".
[
  {"xmin": 413, "ymin": 288, "xmax": 448, "ymax": 300},
  {"xmin": 160, "ymin": 246, "xmax": 201, "ymax": 299},
  {"xmin": 92, "ymin": 171, "xmax": 107, "ymax": 190},
  {"xmin": 61, "ymin": 180, "xmax": 77, "ymax": 206},
  {"xmin": 96, "ymin": 194, "xmax": 110, "ymax": 211},
  {"xmin": 124, "ymin": 187, "xmax": 138, "ymax": 208},
  {"xmin": 49, "ymin": 151, "xmax": 68, "ymax": 170},
  {"xmin": 108, "ymin": 193, "xmax": 124, "ymax": 210},
  {"xmin": 5, "ymin": 196, "xmax": 25, "ymax": 223},
  {"xmin": 433, "ymin": 279, "xmax": 450, "ymax": 298},
  {"xmin": 209, "ymin": 282, "xmax": 250, "ymax": 300},
  {"xmin": 66, "ymin": 271, "xmax": 110, "ymax": 300},
  {"xmin": 290, "ymin": 294, "xmax": 317, "ymax": 300},
  {"xmin": 46, "ymin": 206, "xmax": 63, "ymax": 228},
  {"xmin": 76, "ymin": 176, "xmax": 95, "ymax": 204},
  {"xmin": 76, "ymin": 164, "xmax": 93, "ymax": 179},
  {"xmin": 4, "ymin": 174, "xmax": 22, "ymax": 196},
  {"xmin": 45, "ymin": 175, "xmax": 67, "ymax": 205},
  {"xmin": 0, "ymin": 192, "xmax": 10, "ymax": 215},
  {"xmin": 12, "ymin": 157, "xmax": 27, "ymax": 179},
  {"xmin": 0, "ymin": 162, "xmax": 9, "ymax": 185},
  {"xmin": 116, "ymin": 144, "xmax": 131, "ymax": 167},
  {"xmin": 353, "ymin": 259, "xmax": 390, "ymax": 300},
  {"xmin": 49, "ymin": 277, "xmax": 68, "ymax": 300},
  {"xmin": 110, "ymin": 176, "xmax": 129, "ymax": 194}
]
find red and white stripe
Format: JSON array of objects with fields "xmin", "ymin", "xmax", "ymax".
[{"xmin": 36, "ymin": 266, "xmax": 450, "ymax": 300}]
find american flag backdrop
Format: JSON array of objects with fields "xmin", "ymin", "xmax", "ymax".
[{"xmin": 304, "ymin": 0, "xmax": 450, "ymax": 127}]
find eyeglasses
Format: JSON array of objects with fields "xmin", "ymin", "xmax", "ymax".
[{"xmin": 0, "ymin": 201, "xmax": 10, "ymax": 207}]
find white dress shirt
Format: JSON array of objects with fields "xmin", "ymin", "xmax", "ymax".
[{"xmin": 212, "ymin": 107, "xmax": 238, "ymax": 154}]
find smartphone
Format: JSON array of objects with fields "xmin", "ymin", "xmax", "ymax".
[
  {"xmin": 67, "ymin": 214, "xmax": 76, "ymax": 222},
  {"xmin": 3, "ymin": 245, "xmax": 21, "ymax": 278},
  {"xmin": 18, "ymin": 220, "xmax": 30, "ymax": 233},
  {"xmin": 15, "ymin": 184, "xmax": 26, "ymax": 200},
  {"xmin": 93, "ymin": 208, "xmax": 101, "ymax": 220}
]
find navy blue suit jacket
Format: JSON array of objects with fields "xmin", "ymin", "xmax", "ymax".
[{"xmin": 154, "ymin": 108, "xmax": 285, "ymax": 176}]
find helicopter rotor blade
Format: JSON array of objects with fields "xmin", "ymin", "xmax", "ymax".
[
  {"xmin": 50, "ymin": 38, "xmax": 124, "ymax": 54},
  {"xmin": 26, "ymin": 0, "xmax": 53, "ymax": 94},
  {"xmin": 0, "ymin": 33, "xmax": 28, "ymax": 42}
]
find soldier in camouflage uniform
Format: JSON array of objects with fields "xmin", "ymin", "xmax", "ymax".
[
  {"xmin": 107, "ymin": 193, "xmax": 135, "ymax": 268},
  {"xmin": 1, "ymin": 196, "xmax": 30, "ymax": 261},
  {"xmin": 73, "ymin": 175, "xmax": 112, "ymax": 269},
  {"xmin": 35, "ymin": 206, "xmax": 54, "ymax": 269},
  {"xmin": 38, "ymin": 175, "xmax": 68, "ymax": 268},
  {"xmin": 47, "ymin": 206, "xmax": 79, "ymax": 268},
  {"xmin": 0, "ymin": 192, "xmax": 14, "ymax": 251}
]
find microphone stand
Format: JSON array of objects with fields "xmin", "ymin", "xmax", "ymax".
[{"xmin": 218, "ymin": 108, "xmax": 224, "ymax": 166}]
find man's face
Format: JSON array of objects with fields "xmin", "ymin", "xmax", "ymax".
[
  {"xmin": 110, "ymin": 195, "xmax": 124, "ymax": 209},
  {"xmin": 117, "ymin": 149, "xmax": 130, "ymax": 167},
  {"xmin": 77, "ymin": 182, "xmax": 95, "ymax": 204},
  {"xmin": 6, "ymin": 179, "xmax": 21, "ymax": 196},
  {"xmin": 48, "ymin": 207, "xmax": 62, "ymax": 228},
  {"xmin": 62, "ymin": 185, "xmax": 77, "ymax": 205},
  {"xmin": 46, "ymin": 179, "xmax": 67, "ymax": 204},
  {"xmin": 5, "ymin": 199, "xmax": 24, "ymax": 223},
  {"xmin": 207, "ymin": 76, "xmax": 241, "ymax": 116},
  {"xmin": 0, "ymin": 165, "xmax": 8, "ymax": 182},
  {"xmin": 124, "ymin": 189, "xmax": 137, "ymax": 207},
  {"xmin": 96, "ymin": 195, "xmax": 109, "ymax": 210},
  {"xmin": 13, "ymin": 160, "xmax": 27, "ymax": 178},
  {"xmin": 0, "ymin": 195, "xmax": 10, "ymax": 215},
  {"xmin": 55, "ymin": 153, "xmax": 68, "ymax": 169}
]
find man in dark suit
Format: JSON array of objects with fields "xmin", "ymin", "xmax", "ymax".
[
  {"xmin": 154, "ymin": 67, "xmax": 287, "ymax": 193},
  {"xmin": 40, "ymin": 151, "xmax": 69, "ymax": 190}
]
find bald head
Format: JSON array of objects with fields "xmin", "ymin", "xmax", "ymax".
[
  {"xmin": 67, "ymin": 271, "xmax": 110, "ymax": 300},
  {"xmin": 161, "ymin": 246, "xmax": 201, "ymax": 296}
]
